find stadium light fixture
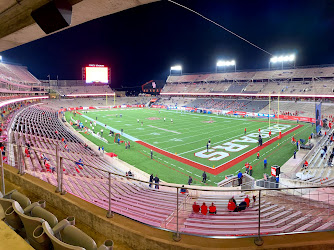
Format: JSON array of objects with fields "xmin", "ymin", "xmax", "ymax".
[
  {"xmin": 170, "ymin": 65, "xmax": 182, "ymax": 75},
  {"xmin": 216, "ymin": 60, "xmax": 236, "ymax": 72},
  {"xmin": 269, "ymin": 54, "xmax": 296, "ymax": 69}
]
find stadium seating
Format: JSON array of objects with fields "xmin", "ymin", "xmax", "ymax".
[
  {"xmin": 44, "ymin": 96, "xmax": 151, "ymax": 110},
  {"xmin": 56, "ymin": 85, "xmax": 114, "ymax": 96},
  {"xmin": 164, "ymin": 66, "xmax": 334, "ymax": 98},
  {"xmin": 185, "ymin": 98, "xmax": 268, "ymax": 113},
  {"xmin": 7, "ymin": 105, "xmax": 188, "ymax": 228},
  {"xmin": 0, "ymin": 63, "xmax": 40, "ymax": 84},
  {"xmin": 180, "ymin": 191, "xmax": 334, "ymax": 236}
]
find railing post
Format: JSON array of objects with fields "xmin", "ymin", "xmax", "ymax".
[
  {"xmin": 56, "ymin": 144, "xmax": 59, "ymax": 176},
  {"xmin": 60, "ymin": 157, "xmax": 66, "ymax": 195},
  {"xmin": 173, "ymin": 187, "xmax": 181, "ymax": 242},
  {"xmin": 106, "ymin": 172, "xmax": 113, "ymax": 218},
  {"xmin": 254, "ymin": 189, "xmax": 263, "ymax": 246},
  {"xmin": 20, "ymin": 143, "xmax": 25, "ymax": 175},
  {"xmin": 55, "ymin": 145, "xmax": 61, "ymax": 193},
  {"xmin": 17, "ymin": 143, "xmax": 22, "ymax": 175},
  {"xmin": 0, "ymin": 149, "xmax": 5, "ymax": 195},
  {"xmin": 328, "ymin": 193, "xmax": 330, "ymax": 217}
]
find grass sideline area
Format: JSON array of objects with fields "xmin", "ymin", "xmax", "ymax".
[{"xmin": 65, "ymin": 108, "xmax": 314, "ymax": 186}]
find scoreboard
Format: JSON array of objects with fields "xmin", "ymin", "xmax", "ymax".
[{"xmin": 83, "ymin": 64, "xmax": 110, "ymax": 84}]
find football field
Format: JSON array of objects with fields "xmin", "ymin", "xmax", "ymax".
[{"xmin": 66, "ymin": 108, "xmax": 313, "ymax": 186}]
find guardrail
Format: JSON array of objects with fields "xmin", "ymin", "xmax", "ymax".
[{"xmin": 1, "ymin": 136, "xmax": 334, "ymax": 245}]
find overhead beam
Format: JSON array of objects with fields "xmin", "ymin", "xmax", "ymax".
[{"xmin": 0, "ymin": 0, "xmax": 158, "ymax": 52}]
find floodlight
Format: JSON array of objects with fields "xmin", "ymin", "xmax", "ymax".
[
  {"xmin": 170, "ymin": 65, "xmax": 182, "ymax": 71},
  {"xmin": 0, "ymin": 56, "xmax": 2, "ymax": 62},
  {"xmin": 270, "ymin": 54, "xmax": 296, "ymax": 63},
  {"xmin": 216, "ymin": 60, "xmax": 236, "ymax": 67}
]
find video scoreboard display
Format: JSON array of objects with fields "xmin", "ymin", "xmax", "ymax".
[{"xmin": 83, "ymin": 64, "xmax": 110, "ymax": 84}]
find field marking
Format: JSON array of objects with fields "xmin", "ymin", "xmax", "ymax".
[
  {"xmin": 81, "ymin": 109, "xmax": 303, "ymax": 174},
  {"xmin": 82, "ymin": 115, "xmax": 139, "ymax": 142},
  {"xmin": 136, "ymin": 124, "xmax": 303, "ymax": 175},
  {"xmin": 174, "ymin": 124, "xmax": 271, "ymax": 154},
  {"xmin": 147, "ymin": 125, "xmax": 181, "ymax": 134}
]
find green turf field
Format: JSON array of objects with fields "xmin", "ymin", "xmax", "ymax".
[{"xmin": 65, "ymin": 108, "xmax": 314, "ymax": 186}]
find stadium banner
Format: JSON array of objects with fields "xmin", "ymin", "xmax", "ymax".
[
  {"xmin": 279, "ymin": 115, "xmax": 315, "ymax": 123},
  {"xmin": 257, "ymin": 113, "xmax": 275, "ymax": 118},
  {"xmin": 151, "ymin": 105, "xmax": 167, "ymax": 108},
  {"xmin": 316, "ymin": 103, "xmax": 322, "ymax": 133}
]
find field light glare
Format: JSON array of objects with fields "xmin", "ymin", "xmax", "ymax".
[
  {"xmin": 170, "ymin": 65, "xmax": 182, "ymax": 71},
  {"xmin": 216, "ymin": 60, "xmax": 236, "ymax": 67},
  {"xmin": 270, "ymin": 54, "xmax": 295, "ymax": 63}
]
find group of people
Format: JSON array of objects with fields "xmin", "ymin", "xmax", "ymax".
[
  {"xmin": 227, "ymin": 196, "xmax": 251, "ymax": 212},
  {"xmin": 98, "ymin": 145, "xmax": 105, "ymax": 153},
  {"xmin": 149, "ymin": 174, "xmax": 160, "ymax": 189},
  {"xmin": 192, "ymin": 202, "xmax": 217, "ymax": 215},
  {"xmin": 40, "ymin": 153, "xmax": 55, "ymax": 173}
]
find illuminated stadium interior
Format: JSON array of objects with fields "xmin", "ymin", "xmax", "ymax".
[{"xmin": 0, "ymin": 0, "xmax": 334, "ymax": 249}]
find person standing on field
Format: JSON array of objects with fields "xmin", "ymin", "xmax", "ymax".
[
  {"xmin": 202, "ymin": 171, "xmax": 207, "ymax": 183},
  {"xmin": 188, "ymin": 176, "xmax": 193, "ymax": 185},
  {"xmin": 245, "ymin": 162, "xmax": 249, "ymax": 174}
]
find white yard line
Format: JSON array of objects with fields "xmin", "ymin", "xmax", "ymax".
[{"xmin": 147, "ymin": 125, "xmax": 181, "ymax": 134}]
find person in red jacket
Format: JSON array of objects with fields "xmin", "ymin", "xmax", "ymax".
[
  {"xmin": 192, "ymin": 202, "xmax": 200, "ymax": 213},
  {"xmin": 227, "ymin": 198, "xmax": 237, "ymax": 212},
  {"xmin": 304, "ymin": 160, "xmax": 308, "ymax": 168},
  {"xmin": 201, "ymin": 202, "xmax": 208, "ymax": 215},
  {"xmin": 257, "ymin": 152, "xmax": 260, "ymax": 159},
  {"xmin": 245, "ymin": 162, "xmax": 249, "ymax": 174},
  {"xmin": 269, "ymin": 130, "xmax": 272, "ymax": 138},
  {"xmin": 209, "ymin": 202, "xmax": 217, "ymax": 214},
  {"xmin": 244, "ymin": 195, "xmax": 250, "ymax": 207}
]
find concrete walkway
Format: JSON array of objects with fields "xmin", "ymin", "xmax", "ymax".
[{"xmin": 0, "ymin": 220, "xmax": 33, "ymax": 250}]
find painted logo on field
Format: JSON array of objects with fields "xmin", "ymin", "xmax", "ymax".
[
  {"xmin": 194, "ymin": 124, "xmax": 291, "ymax": 161},
  {"xmin": 147, "ymin": 117, "xmax": 161, "ymax": 120}
]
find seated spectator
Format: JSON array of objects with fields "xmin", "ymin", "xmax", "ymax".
[
  {"xmin": 209, "ymin": 202, "xmax": 217, "ymax": 214},
  {"xmin": 232, "ymin": 196, "xmax": 237, "ymax": 205},
  {"xmin": 126, "ymin": 170, "xmax": 133, "ymax": 177},
  {"xmin": 227, "ymin": 198, "xmax": 237, "ymax": 212},
  {"xmin": 75, "ymin": 158, "xmax": 83, "ymax": 168},
  {"xmin": 238, "ymin": 201, "xmax": 247, "ymax": 211},
  {"xmin": 180, "ymin": 185, "xmax": 187, "ymax": 194},
  {"xmin": 201, "ymin": 202, "xmax": 208, "ymax": 215},
  {"xmin": 192, "ymin": 202, "xmax": 200, "ymax": 213},
  {"xmin": 244, "ymin": 195, "xmax": 250, "ymax": 207},
  {"xmin": 25, "ymin": 147, "xmax": 30, "ymax": 157}
]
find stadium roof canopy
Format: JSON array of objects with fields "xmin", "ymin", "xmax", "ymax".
[{"xmin": 0, "ymin": 0, "xmax": 158, "ymax": 52}]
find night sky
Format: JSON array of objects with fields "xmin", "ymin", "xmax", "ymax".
[{"xmin": 1, "ymin": 0, "xmax": 334, "ymax": 89}]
